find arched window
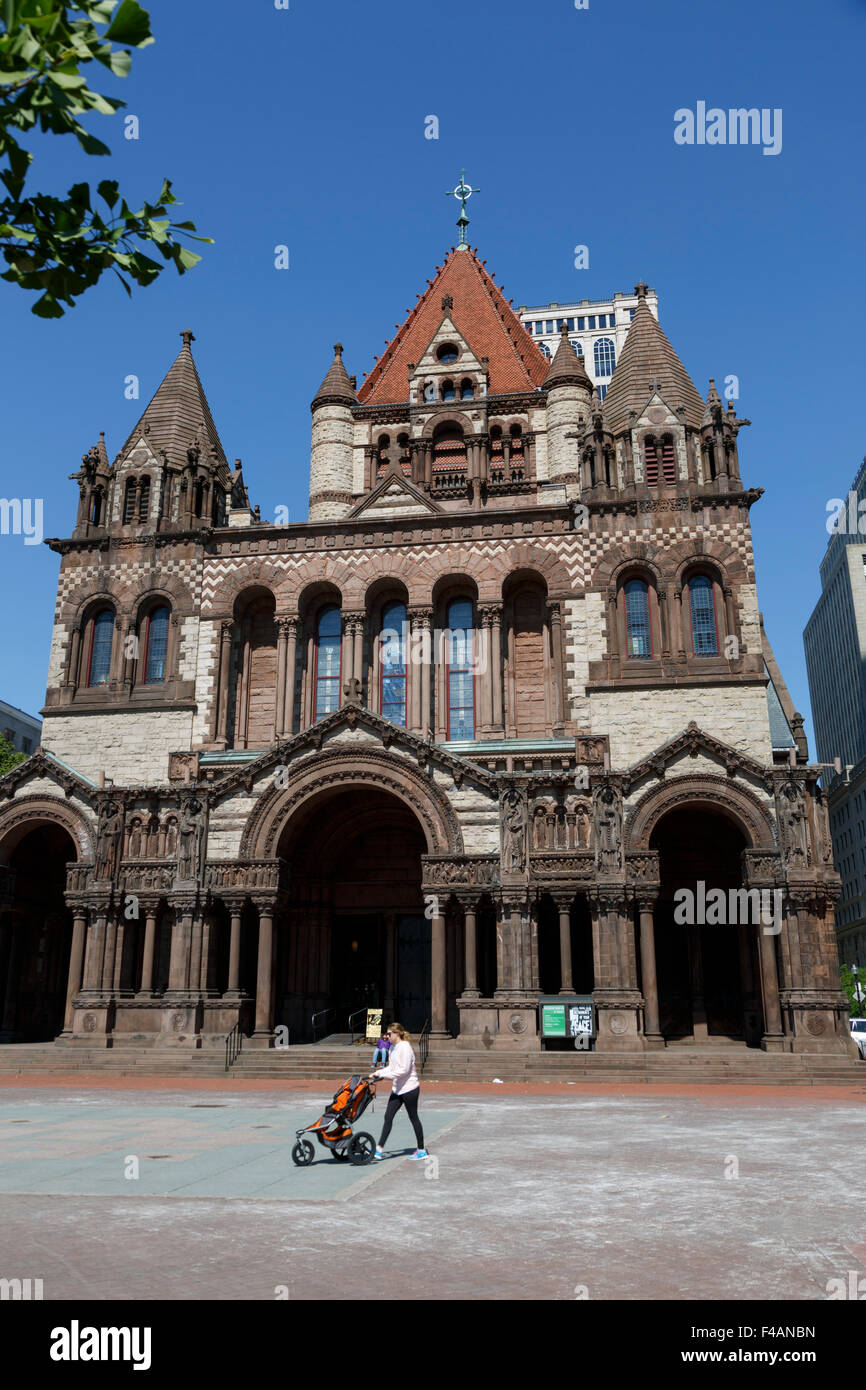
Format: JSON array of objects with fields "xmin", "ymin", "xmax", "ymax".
[
  {"xmin": 143, "ymin": 605, "xmax": 170, "ymax": 683},
  {"xmin": 87, "ymin": 609, "xmax": 114, "ymax": 687},
  {"xmin": 446, "ymin": 597, "xmax": 474, "ymax": 739},
  {"xmin": 660, "ymin": 435, "xmax": 677, "ymax": 484},
  {"xmin": 442, "ymin": 380, "xmax": 456, "ymax": 402},
  {"xmin": 123, "ymin": 478, "xmax": 137, "ymax": 524},
  {"xmin": 539, "ymin": 343, "xmax": 551, "ymax": 359},
  {"xmin": 432, "ymin": 423, "xmax": 467, "ymax": 486},
  {"xmin": 423, "ymin": 380, "xmax": 436, "ymax": 403},
  {"xmin": 138, "ymin": 476, "xmax": 151, "ymax": 522},
  {"xmin": 594, "ymin": 338, "xmax": 616, "ymax": 376},
  {"xmin": 460, "ymin": 378, "xmax": 474, "ymax": 400},
  {"xmin": 89, "ymin": 490, "xmax": 103, "ymax": 526},
  {"xmin": 624, "ymin": 579, "xmax": 652, "ymax": 659},
  {"xmin": 688, "ymin": 575, "xmax": 719, "ymax": 656},
  {"xmin": 644, "ymin": 436, "xmax": 659, "ymax": 486},
  {"xmin": 194, "ymin": 478, "xmax": 205, "ymax": 519},
  {"xmin": 570, "ymin": 339, "xmax": 584, "ymax": 356},
  {"xmin": 314, "ymin": 605, "xmax": 341, "ymax": 719},
  {"xmin": 380, "ymin": 600, "xmax": 407, "ymax": 727}
]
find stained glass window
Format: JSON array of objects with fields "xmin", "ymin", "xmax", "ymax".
[
  {"xmin": 624, "ymin": 580, "xmax": 651, "ymax": 659},
  {"xmin": 315, "ymin": 605, "xmax": 341, "ymax": 719},
  {"xmin": 380, "ymin": 600, "xmax": 407, "ymax": 726}
]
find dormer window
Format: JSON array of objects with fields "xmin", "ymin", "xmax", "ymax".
[
  {"xmin": 442, "ymin": 380, "xmax": 456, "ymax": 402},
  {"xmin": 460, "ymin": 379, "xmax": 474, "ymax": 400},
  {"xmin": 437, "ymin": 344, "xmax": 459, "ymax": 364},
  {"xmin": 423, "ymin": 380, "xmax": 436, "ymax": 403}
]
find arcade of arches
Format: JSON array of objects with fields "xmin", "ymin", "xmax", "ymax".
[{"xmin": 0, "ymin": 767, "xmax": 844, "ymax": 1054}]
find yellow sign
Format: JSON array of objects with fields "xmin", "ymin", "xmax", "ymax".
[{"xmin": 365, "ymin": 1008, "xmax": 383, "ymax": 1043}]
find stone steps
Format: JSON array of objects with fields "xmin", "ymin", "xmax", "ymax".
[{"xmin": 0, "ymin": 1044, "xmax": 861, "ymax": 1085}]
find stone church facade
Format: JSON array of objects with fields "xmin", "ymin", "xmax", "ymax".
[{"xmin": 0, "ymin": 244, "xmax": 854, "ymax": 1057}]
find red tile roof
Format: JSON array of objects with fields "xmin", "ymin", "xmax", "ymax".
[{"xmin": 357, "ymin": 247, "xmax": 549, "ymax": 405}]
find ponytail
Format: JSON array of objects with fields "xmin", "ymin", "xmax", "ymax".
[{"xmin": 389, "ymin": 1021, "xmax": 411, "ymax": 1043}]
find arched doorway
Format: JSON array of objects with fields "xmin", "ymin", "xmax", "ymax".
[
  {"xmin": 650, "ymin": 808, "xmax": 763, "ymax": 1045},
  {"xmin": 0, "ymin": 822, "xmax": 76, "ymax": 1042},
  {"xmin": 275, "ymin": 787, "xmax": 431, "ymax": 1040}
]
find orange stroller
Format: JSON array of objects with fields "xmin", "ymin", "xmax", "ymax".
[{"xmin": 291, "ymin": 1075, "xmax": 377, "ymax": 1166}]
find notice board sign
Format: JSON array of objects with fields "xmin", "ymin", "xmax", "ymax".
[
  {"xmin": 567, "ymin": 1002, "xmax": 595, "ymax": 1038},
  {"xmin": 365, "ymin": 1008, "xmax": 383, "ymax": 1043},
  {"xmin": 540, "ymin": 1002, "xmax": 567, "ymax": 1037}
]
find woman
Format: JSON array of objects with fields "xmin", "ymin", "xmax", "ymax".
[{"xmin": 368, "ymin": 1023, "xmax": 427, "ymax": 1161}]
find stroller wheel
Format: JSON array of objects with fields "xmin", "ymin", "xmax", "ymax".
[
  {"xmin": 349, "ymin": 1132, "xmax": 376, "ymax": 1165},
  {"xmin": 332, "ymin": 1146, "xmax": 350, "ymax": 1161},
  {"xmin": 291, "ymin": 1139, "xmax": 315, "ymax": 1167}
]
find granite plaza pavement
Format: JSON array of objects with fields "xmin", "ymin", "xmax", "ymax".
[{"xmin": 0, "ymin": 1077, "xmax": 864, "ymax": 1301}]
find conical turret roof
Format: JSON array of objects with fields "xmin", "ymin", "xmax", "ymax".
[
  {"xmin": 545, "ymin": 323, "xmax": 591, "ymax": 389},
  {"xmin": 602, "ymin": 285, "xmax": 705, "ymax": 432},
  {"xmin": 117, "ymin": 330, "xmax": 229, "ymax": 483},
  {"xmin": 311, "ymin": 343, "xmax": 358, "ymax": 410}
]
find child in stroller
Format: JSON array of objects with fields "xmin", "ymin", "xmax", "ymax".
[{"xmin": 291, "ymin": 1074, "xmax": 378, "ymax": 1166}]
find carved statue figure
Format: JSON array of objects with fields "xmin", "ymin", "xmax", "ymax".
[
  {"xmin": 501, "ymin": 788, "xmax": 527, "ymax": 874},
  {"xmin": 95, "ymin": 800, "xmax": 124, "ymax": 881},
  {"xmin": 177, "ymin": 797, "xmax": 206, "ymax": 882},
  {"xmin": 594, "ymin": 783, "xmax": 622, "ymax": 874},
  {"xmin": 779, "ymin": 780, "xmax": 809, "ymax": 868}
]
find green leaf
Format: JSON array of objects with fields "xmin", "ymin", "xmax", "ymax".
[
  {"xmin": 176, "ymin": 245, "xmax": 200, "ymax": 270},
  {"xmin": 32, "ymin": 290, "xmax": 64, "ymax": 318},
  {"xmin": 75, "ymin": 131, "xmax": 111, "ymax": 156},
  {"xmin": 107, "ymin": 47, "xmax": 131, "ymax": 76},
  {"xmin": 47, "ymin": 70, "xmax": 88, "ymax": 91},
  {"xmin": 103, "ymin": 0, "xmax": 153, "ymax": 47},
  {"xmin": 97, "ymin": 178, "xmax": 119, "ymax": 207}
]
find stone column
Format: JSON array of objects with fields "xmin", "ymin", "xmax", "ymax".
[
  {"xmin": 658, "ymin": 587, "xmax": 670, "ymax": 658},
  {"xmin": 417, "ymin": 608, "xmax": 432, "ymax": 736},
  {"xmin": 189, "ymin": 909, "xmax": 204, "ymax": 995},
  {"xmin": 606, "ymin": 590, "xmax": 619, "ymax": 661},
  {"xmin": 352, "ymin": 614, "xmax": 365, "ymax": 696},
  {"xmin": 723, "ymin": 586, "xmax": 737, "ymax": 653},
  {"xmin": 435, "ymin": 622, "xmax": 448, "ymax": 740},
  {"xmin": 461, "ymin": 897, "xmax": 480, "ymax": 999},
  {"xmin": 671, "ymin": 588, "xmax": 684, "ymax": 658},
  {"xmin": 65, "ymin": 624, "xmax": 82, "ymax": 694},
  {"xmin": 431, "ymin": 909, "xmax": 448, "ymax": 1036},
  {"xmin": 82, "ymin": 908, "xmax": 107, "ymax": 990},
  {"xmin": 101, "ymin": 909, "xmax": 118, "ymax": 991},
  {"xmin": 253, "ymin": 901, "xmax": 275, "ymax": 1040},
  {"xmin": 140, "ymin": 904, "xmax": 158, "ymax": 993},
  {"xmin": 281, "ymin": 617, "xmax": 298, "ymax": 736},
  {"xmin": 553, "ymin": 892, "xmax": 574, "ymax": 994},
  {"xmin": 758, "ymin": 926, "xmax": 785, "ymax": 1049},
  {"xmin": 167, "ymin": 901, "xmax": 194, "ymax": 992},
  {"xmin": 478, "ymin": 606, "xmax": 494, "ymax": 733},
  {"xmin": 406, "ymin": 611, "xmax": 421, "ymax": 732},
  {"xmin": 340, "ymin": 613, "xmax": 353, "ymax": 692},
  {"xmin": 275, "ymin": 618, "xmax": 288, "ymax": 735},
  {"xmin": 61, "ymin": 909, "xmax": 87, "ymax": 1034},
  {"xmin": 225, "ymin": 899, "xmax": 243, "ymax": 994},
  {"xmin": 490, "ymin": 606, "xmax": 503, "ymax": 732},
  {"xmin": 638, "ymin": 897, "xmax": 663, "ymax": 1046}
]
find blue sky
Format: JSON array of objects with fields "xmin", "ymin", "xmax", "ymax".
[{"xmin": 1, "ymin": 0, "xmax": 864, "ymax": 752}]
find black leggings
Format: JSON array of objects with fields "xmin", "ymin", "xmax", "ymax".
[{"xmin": 378, "ymin": 1088, "xmax": 424, "ymax": 1150}]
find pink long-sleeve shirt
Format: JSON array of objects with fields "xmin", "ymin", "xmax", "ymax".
[{"xmin": 373, "ymin": 1039, "xmax": 419, "ymax": 1095}]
